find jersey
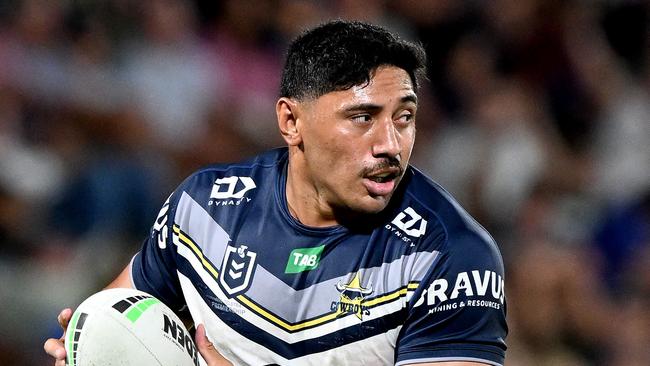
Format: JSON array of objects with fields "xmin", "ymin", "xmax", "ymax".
[{"xmin": 131, "ymin": 148, "xmax": 508, "ymax": 365}]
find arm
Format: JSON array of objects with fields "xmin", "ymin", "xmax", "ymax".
[
  {"xmin": 395, "ymin": 231, "xmax": 507, "ymax": 366},
  {"xmin": 105, "ymin": 263, "xmax": 134, "ymax": 289}
]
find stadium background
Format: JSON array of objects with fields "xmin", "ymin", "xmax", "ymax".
[{"xmin": 0, "ymin": 0, "xmax": 648, "ymax": 365}]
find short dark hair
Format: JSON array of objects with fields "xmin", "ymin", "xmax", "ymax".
[{"xmin": 280, "ymin": 20, "xmax": 427, "ymax": 100}]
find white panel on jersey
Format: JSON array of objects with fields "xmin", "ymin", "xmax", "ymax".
[
  {"xmin": 179, "ymin": 273, "xmax": 399, "ymax": 365},
  {"xmin": 176, "ymin": 192, "xmax": 231, "ymax": 262},
  {"xmin": 172, "ymin": 191, "xmax": 439, "ymax": 345}
]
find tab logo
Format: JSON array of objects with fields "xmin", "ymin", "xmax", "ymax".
[
  {"xmin": 285, "ymin": 245, "xmax": 325, "ymax": 274},
  {"xmin": 391, "ymin": 207, "xmax": 427, "ymax": 238},
  {"xmin": 210, "ymin": 176, "xmax": 256, "ymax": 200}
]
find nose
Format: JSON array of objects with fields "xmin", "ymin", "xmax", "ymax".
[{"xmin": 371, "ymin": 118, "xmax": 401, "ymax": 159}]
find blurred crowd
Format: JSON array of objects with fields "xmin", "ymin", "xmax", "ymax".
[{"xmin": 0, "ymin": 0, "xmax": 648, "ymax": 365}]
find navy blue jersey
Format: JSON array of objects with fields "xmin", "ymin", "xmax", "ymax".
[{"xmin": 131, "ymin": 148, "xmax": 507, "ymax": 365}]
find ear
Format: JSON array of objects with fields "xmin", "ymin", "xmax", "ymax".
[{"xmin": 276, "ymin": 97, "xmax": 303, "ymax": 146}]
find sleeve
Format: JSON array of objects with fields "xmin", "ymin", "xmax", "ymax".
[
  {"xmin": 130, "ymin": 189, "xmax": 187, "ymax": 312},
  {"xmin": 395, "ymin": 231, "xmax": 508, "ymax": 366}
]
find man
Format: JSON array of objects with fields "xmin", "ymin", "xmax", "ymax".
[{"xmin": 45, "ymin": 20, "xmax": 507, "ymax": 365}]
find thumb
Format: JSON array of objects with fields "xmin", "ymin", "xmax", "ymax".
[{"xmin": 195, "ymin": 324, "xmax": 232, "ymax": 366}]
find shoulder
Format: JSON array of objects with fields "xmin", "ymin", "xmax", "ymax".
[
  {"xmin": 394, "ymin": 171, "xmax": 507, "ymax": 366},
  {"xmin": 399, "ymin": 166, "xmax": 502, "ymax": 269},
  {"xmin": 184, "ymin": 148, "xmax": 287, "ymax": 184},
  {"xmin": 175, "ymin": 148, "xmax": 287, "ymax": 196},
  {"xmin": 159, "ymin": 148, "xmax": 287, "ymax": 220}
]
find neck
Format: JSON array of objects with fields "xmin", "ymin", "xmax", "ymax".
[{"xmin": 285, "ymin": 154, "xmax": 338, "ymax": 228}]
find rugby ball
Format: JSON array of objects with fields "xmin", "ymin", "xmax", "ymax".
[{"xmin": 65, "ymin": 288, "xmax": 201, "ymax": 366}]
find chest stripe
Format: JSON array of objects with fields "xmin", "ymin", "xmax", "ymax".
[{"xmin": 174, "ymin": 224, "xmax": 419, "ymax": 333}]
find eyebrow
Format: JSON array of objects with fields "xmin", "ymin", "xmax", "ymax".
[
  {"xmin": 401, "ymin": 94, "xmax": 418, "ymax": 105},
  {"xmin": 342, "ymin": 94, "xmax": 418, "ymax": 113}
]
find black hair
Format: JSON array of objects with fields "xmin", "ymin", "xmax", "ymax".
[{"xmin": 280, "ymin": 20, "xmax": 427, "ymax": 100}]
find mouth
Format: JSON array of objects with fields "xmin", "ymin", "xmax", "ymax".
[
  {"xmin": 365, "ymin": 169, "xmax": 400, "ymax": 183},
  {"xmin": 363, "ymin": 167, "xmax": 402, "ymax": 197}
]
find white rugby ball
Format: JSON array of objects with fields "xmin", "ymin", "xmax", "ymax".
[{"xmin": 65, "ymin": 288, "xmax": 201, "ymax": 366}]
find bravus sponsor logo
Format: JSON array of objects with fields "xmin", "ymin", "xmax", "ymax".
[{"xmin": 414, "ymin": 270, "xmax": 505, "ymax": 312}]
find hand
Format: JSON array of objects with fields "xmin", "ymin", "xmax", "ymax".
[
  {"xmin": 43, "ymin": 308, "xmax": 72, "ymax": 366},
  {"xmin": 195, "ymin": 324, "xmax": 233, "ymax": 366}
]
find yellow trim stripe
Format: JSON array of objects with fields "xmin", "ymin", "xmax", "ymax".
[
  {"xmin": 238, "ymin": 296, "xmax": 344, "ymax": 331},
  {"xmin": 363, "ymin": 285, "xmax": 415, "ymax": 308},
  {"xmin": 173, "ymin": 225, "xmax": 220, "ymax": 279},
  {"xmin": 172, "ymin": 224, "xmax": 420, "ymax": 332},
  {"xmin": 237, "ymin": 282, "xmax": 420, "ymax": 332}
]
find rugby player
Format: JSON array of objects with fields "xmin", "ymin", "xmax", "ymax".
[{"xmin": 45, "ymin": 20, "xmax": 507, "ymax": 365}]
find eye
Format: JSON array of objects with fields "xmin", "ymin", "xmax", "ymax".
[
  {"xmin": 351, "ymin": 114, "xmax": 372, "ymax": 124},
  {"xmin": 395, "ymin": 112, "xmax": 414, "ymax": 124}
]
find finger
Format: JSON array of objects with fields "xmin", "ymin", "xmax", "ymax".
[
  {"xmin": 44, "ymin": 338, "xmax": 66, "ymax": 360},
  {"xmin": 195, "ymin": 324, "xmax": 231, "ymax": 366},
  {"xmin": 58, "ymin": 308, "xmax": 73, "ymax": 329}
]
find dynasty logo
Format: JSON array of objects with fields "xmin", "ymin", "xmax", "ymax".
[
  {"xmin": 209, "ymin": 176, "xmax": 256, "ymax": 206},
  {"xmin": 385, "ymin": 207, "xmax": 428, "ymax": 246},
  {"xmin": 331, "ymin": 273, "xmax": 373, "ymax": 320}
]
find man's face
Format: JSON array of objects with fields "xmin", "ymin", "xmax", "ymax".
[{"xmin": 296, "ymin": 66, "xmax": 417, "ymax": 215}]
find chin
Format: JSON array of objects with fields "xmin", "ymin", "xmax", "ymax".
[{"xmin": 357, "ymin": 195, "xmax": 392, "ymax": 214}]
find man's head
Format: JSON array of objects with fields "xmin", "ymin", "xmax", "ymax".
[
  {"xmin": 280, "ymin": 20, "xmax": 426, "ymax": 101},
  {"xmin": 277, "ymin": 20, "xmax": 427, "ymax": 225}
]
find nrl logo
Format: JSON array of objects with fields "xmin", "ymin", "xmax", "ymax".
[
  {"xmin": 219, "ymin": 244, "xmax": 257, "ymax": 298},
  {"xmin": 332, "ymin": 273, "xmax": 373, "ymax": 320}
]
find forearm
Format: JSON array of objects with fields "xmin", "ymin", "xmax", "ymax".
[{"xmin": 105, "ymin": 264, "xmax": 134, "ymax": 289}]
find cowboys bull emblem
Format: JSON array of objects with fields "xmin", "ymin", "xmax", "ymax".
[
  {"xmin": 219, "ymin": 244, "xmax": 257, "ymax": 298},
  {"xmin": 335, "ymin": 273, "xmax": 373, "ymax": 320}
]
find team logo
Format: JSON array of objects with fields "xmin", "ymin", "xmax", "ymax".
[
  {"xmin": 219, "ymin": 244, "xmax": 257, "ymax": 298},
  {"xmin": 331, "ymin": 273, "xmax": 373, "ymax": 320},
  {"xmin": 391, "ymin": 207, "xmax": 427, "ymax": 238},
  {"xmin": 209, "ymin": 176, "xmax": 256, "ymax": 206}
]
